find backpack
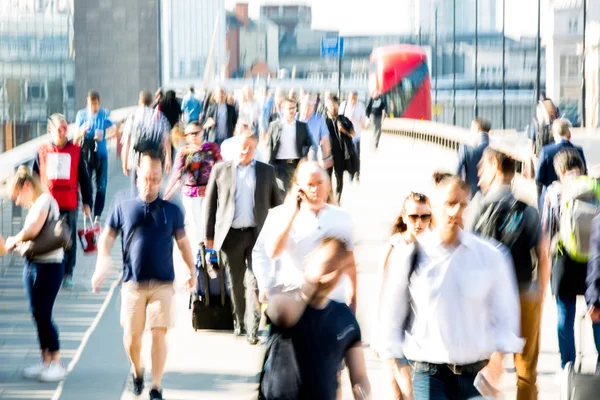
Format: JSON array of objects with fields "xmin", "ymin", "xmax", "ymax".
[
  {"xmin": 474, "ymin": 197, "xmax": 534, "ymax": 280},
  {"xmin": 80, "ymin": 136, "xmax": 99, "ymax": 168},
  {"xmin": 558, "ymin": 176, "xmax": 600, "ymax": 263},
  {"xmin": 258, "ymin": 331, "xmax": 301, "ymax": 400},
  {"xmin": 133, "ymin": 110, "xmax": 165, "ymax": 156}
]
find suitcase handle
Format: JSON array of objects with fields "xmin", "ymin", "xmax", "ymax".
[
  {"xmin": 199, "ymin": 242, "xmax": 211, "ymax": 306},
  {"xmin": 575, "ymin": 314, "xmax": 597, "ymax": 373}
]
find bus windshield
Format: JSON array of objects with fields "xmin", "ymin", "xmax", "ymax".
[{"xmin": 386, "ymin": 62, "xmax": 429, "ymax": 118}]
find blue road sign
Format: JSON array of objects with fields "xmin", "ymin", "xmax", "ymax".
[{"xmin": 321, "ymin": 36, "xmax": 344, "ymax": 58}]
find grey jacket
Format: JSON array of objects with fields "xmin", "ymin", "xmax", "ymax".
[{"xmin": 204, "ymin": 160, "xmax": 282, "ymax": 251}]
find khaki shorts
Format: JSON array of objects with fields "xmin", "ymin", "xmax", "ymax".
[{"xmin": 121, "ymin": 281, "xmax": 175, "ymax": 335}]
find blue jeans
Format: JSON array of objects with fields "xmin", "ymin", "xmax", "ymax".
[
  {"xmin": 60, "ymin": 210, "xmax": 78, "ymax": 277},
  {"xmin": 555, "ymin": 294, "xmax": 600, "ymax": 368},
  {"xmin": 87, "ymin": 156, "xmax": 108, "ymax": 218},
  {"xmin": 412, "ymin": 362, "xmax": 483, "ymax": 400},
  {"xmin": 24, "ymin": 260, "xmax": 64, "ymax": 352}
]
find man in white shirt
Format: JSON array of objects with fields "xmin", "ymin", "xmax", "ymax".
[
  {"xmin": 379, "ymin": 176, "xmax": 523, "ymax": 399},
  {"xmin": 340, "ymin": 91, "xmax": 367, "ymax": 182},
  {"xmin": 266, "ymin": 98, "xmax": 313, "ymax": 194},
  {"xmin": 252, "ymin": 161, "xmax": 358, "ymax": 312},
  {"xmin": 238, "ymin": 85, "xmax": 261, "ymax": 136}
]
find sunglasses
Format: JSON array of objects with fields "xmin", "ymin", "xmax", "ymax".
[
  {"xmin": 185, "ymin": 130, "xmax": 202, "ymax": 136},
  {"xmin": 407, "ymin": 214, "xmax": 432, "ymax": 223}
]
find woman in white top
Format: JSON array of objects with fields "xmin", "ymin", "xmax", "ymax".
[
  {"xmin": 3, "ymin": 166, "xmax": 66, "ymax": 382},
  {"xmin": 375, "ymin": 192, "xmax": 432, "ymax": 400}
]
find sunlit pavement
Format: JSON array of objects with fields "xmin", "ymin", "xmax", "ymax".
[{"xmin": 1, "ymin": 131, "xmax": 595, "ymax": 399}]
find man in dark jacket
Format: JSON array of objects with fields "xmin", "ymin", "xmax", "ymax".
[
  {"xmin": 34, "ymin": 113, "xmax": 93, "ymax": 289},
  {"xmin": 202, "ymin": 87, "xmax": 238, "ymax": 146},
  {"xmin": 535, "ymin": 118, "xmax": 587, "ymax": 202},
  {"xmin": 266, "ymin": 97, "xmax": 313, "ymax": 194},
  {"xmin": 324, "ymin": 95, "xmax": 355, "ymax": 204},
  {"xmin": 456, "ymin": 118, "xmax": 490, "ymax": 198}
]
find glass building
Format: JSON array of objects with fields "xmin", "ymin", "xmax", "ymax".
[{"xmin": 0, "ymin": 0, "xmax": 75, "ymax": 152}]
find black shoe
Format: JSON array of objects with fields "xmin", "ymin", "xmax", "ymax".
[
  {"xmin": 247, "ymin": 335, "xmax": 259, "ymax": 346},
  {"xmin": 132, "ymin": 372, "xmax": 144, "ymax": 396},
  {"xmin": 149, "ymin": 388, "xmax": 163, "ymax": 399}
]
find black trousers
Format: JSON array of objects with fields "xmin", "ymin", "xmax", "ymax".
[
  {"xmin": 220, "ymin": 228, "xmax": 261, "ymax": 336},
  {"xmin": 331, "ymin": 162, "xmax": 344, "ymax": 204},
  {"xmin": 273, "ymin": 159, "xmax": 299, "ymax": 195}
]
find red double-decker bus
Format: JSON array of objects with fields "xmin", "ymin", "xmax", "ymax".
[{"xmin": 368, "ymin": 45, "xmax": 432, "ymax": 120}]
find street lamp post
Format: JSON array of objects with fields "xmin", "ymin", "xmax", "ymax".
[
  {"xmin": 474, "ymin": 0, "xmax": 478, "ymax": 117},
  {"xmin": 453, "ymin": 0, "xmax": 457, "ymax": 126},
  {"xmin": 337, "ymin": 34, "xmax": 342, "ymax": 98},
  {"xmin": 502, "ymin": 0, "xmax": 506, "ymax": 129},
  {"xmin": 536, "ymin": 0, "xmax": 541, "ymax": 102},
  {"xmin": 434, "ymin": 7, "xmax": 439, "ymax": 120},
  {"xmin": 582, "ymin": 0, "xmax": 587, "ymax": 127}
]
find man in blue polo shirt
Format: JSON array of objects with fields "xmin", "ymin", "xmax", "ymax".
[
  {"xmin": 91, "ymin": 151, "xmax": 196, "ymax": 400},
  {"xmin": 300, "ymin": 93, "xmax": 333, "ymax": 174},
  {"xmin": 74, "ymin": 90, "xmax": 116, "ymax": 219},
  {"xmin": 181, "ymin": 86, "xmax": 202, "ymax": 124}
]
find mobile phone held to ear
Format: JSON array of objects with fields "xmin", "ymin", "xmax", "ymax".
[{"xmin": 296, "ymin": 189, "xmax": 305, "ymax": 209}]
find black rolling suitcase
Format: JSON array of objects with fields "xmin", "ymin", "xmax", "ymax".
[
  {"xmin": 189, "ymin": 243, "xmax": 234, "ymax": 331},
  {"xmin": 562, "ymin": 316, "xmax": 600, "ymax": 399}
]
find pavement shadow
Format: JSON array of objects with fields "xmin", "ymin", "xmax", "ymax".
[{"xmin": 161, "ymin": 370, "xmax": 261, "ymax": 392}]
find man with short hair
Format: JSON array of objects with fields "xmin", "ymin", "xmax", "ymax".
[
  {"xmin": 366, "ymin": 91, "xmax": 387, "ymax": 150},
  {"xmin": 74, "ymin": 90, "xmax": 116, "ymax": 219},
  {"xmin": 541, "ymin": 147, "xmax": 600, "ymax": 372},
  {"xmin": 252, "ymin": 161, "xmax": 358, "ymax": 312},
  {"xmin": 266, "ymin": 97, "xmax": 313, "ymax": 193},
  {"xmin": 202, "ymin": 87, "xmax": 238, "ymax": 146},
  {"xmin": 456, "ymin": 117, "xmax": 490, "ymax": 198},
  {"xmin": 325, "ymin": 95, "xmax": 355, "ymax": 203},
  {"xmin": 535, "ymin": 118, "xmax": 587, "ymax": 201},
  {"xmin": 263, "ymin": 237, "xmax": 371, "ymax": 399},
  {"xmin": 181, "ymin": 86, "xmax": 201, "ymax": 124},
  {"xmin": 340, "ymin": 91, "xmax": 367, "ymax": 182},
  {"xmin": 300, "ymin": 93, "xmax": 333, "ymax": 171},
  {"xmin": 474, "ymin": 148, "xmax": 549, "ymax": 399},
  {"xmin": 91, "ymin": 151, "xmax": 197, "ymax": 400},
  {"xmin": 122, "ymin": 90, "xmax": 172, "ymax": 194},
  {"xmin": 205, "ymin": 129, "xmax": 281, "ymax": 344},
  {"xmin": 34, "ymin": 113, "xmax": 93, "ymax": 289},
  {"xmin": 379, "ymin": 176, "xmax": 523, "ymax": 399}
]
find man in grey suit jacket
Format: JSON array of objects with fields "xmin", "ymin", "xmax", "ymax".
[
  {"xmin": 267, "ymin": 97, "xmax": 314, "ymax": 194},
  {"xmin": 205, "ymin": 129, "xmax": 282, "ymax": 344}
]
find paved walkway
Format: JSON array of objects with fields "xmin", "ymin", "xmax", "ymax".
[{"xmin": 1, "ymin": 131, "xmax": 597, "ymax": 399}]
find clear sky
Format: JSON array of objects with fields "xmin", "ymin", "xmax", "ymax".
[{"xmin": 224, "ymin": 0, "xmax": 540, "ymax": 37}]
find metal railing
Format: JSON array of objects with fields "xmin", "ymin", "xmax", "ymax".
[{"xmin": 0, "ymin": 106, "xmax": 136, "ymax": 271}]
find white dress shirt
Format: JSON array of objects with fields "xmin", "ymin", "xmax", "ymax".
[
  {"xmin": 252, "ymin": 203, "xmax": 354, "ymax": 304},
  {"xmin": 231, "ymin": 160, "xmax": 256, "ymax": 229},
  {"xmin": 378, "ymin": 229, "xmax": 523, "ymax": 364},
  {"xmin": 340, "ymin": 101, "xmax": 367, "ymax": 140},
  {"xmin": 276, "ymin": 120, "xmax": 299, "ymax": 160}
]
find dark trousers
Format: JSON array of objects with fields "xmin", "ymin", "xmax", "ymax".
[
  {"xmin": 87, "ymin": 156, "xmax": 108, "ymax": 218},
  {"xmin": 220, "ymin": 228, "xmax": 261, "ymax": 336},
  {"xmin": 24, "ymin": 260, "xmax": 64, "ymax": 353},
  {"xmin": 349, "ymin": 138, "xmax": 361, "ymax": 180},
  {"xmin": 60, "ymin": 210, "xmax": 78, "ymax": 277},
  {"xmin": 412, "ymin": 362, "xmax": 483, "ymax": 400},
  {"xmin": 373, "ymin": 117, "xmax": 383, "ymax": 149},
  {"xmin": 556, "ymin": 294, "xmax": 600, "ymax": 368},
  {"xmin": 332, "ymin": 163, "xmax": 344, "ymax": 204},
  {"xmin": 273, "ymin": 159, "xmax": 299, "ymax": 195}
]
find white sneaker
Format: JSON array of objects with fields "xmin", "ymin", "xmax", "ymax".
[
  {"xmin": 23, "ymin": 361, "xmax": 48, "ymax": 379},
  {"xmin": 39, "ymin": 362, "xmax": 66, "ymax": 382}
]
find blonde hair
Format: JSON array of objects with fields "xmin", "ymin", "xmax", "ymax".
[{"xmin": 9, "ymin": 165, "xmax": 45, "ymax": 199}]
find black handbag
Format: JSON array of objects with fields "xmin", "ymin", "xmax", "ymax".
[
  {"xmin": 20, "ymin": 203, "xmax": 72, "ymax": 259},
  {"xmin": 258, "ymin": 331, "xmax": 301, "ymax": 400}
]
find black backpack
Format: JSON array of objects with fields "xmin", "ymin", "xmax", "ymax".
[
  {"xmin": 258, "ymin": 331, "xmax": 301, "ymax": 400},
  {"xmin": 80, "ymin": 136, "xmax": 99, "ymax": 169},
  {"xmin": 474, "ymin": 197, "xmax": 534, "ymax": 281}
]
